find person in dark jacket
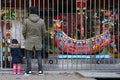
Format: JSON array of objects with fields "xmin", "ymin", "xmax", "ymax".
[
  {"xmin": 10, "ymin": 39, "xmax": 22, "ymax": 74},
  {"xmin": 22, "ymin": 6, "xmax": 46, "ymax": 76}
]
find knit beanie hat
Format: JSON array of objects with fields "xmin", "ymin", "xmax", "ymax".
[
  {"xmin": 29, "ymin": 6, "xmax": 38, "ymax": 14},
  {"xmin": 12, "ymin": 39, "xmax": 18, "ymax": 44}
]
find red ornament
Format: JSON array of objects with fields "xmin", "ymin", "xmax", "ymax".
[
  {"xmin": 54, "ymin": 16, "xmax": 62, "ymax": 21},
  {"xmin": 6, "ymin": 31, "xmax": 10, "ymax": 37},
  {"xmin": 53, "ymin": 16, "xmax": 62, "ymax": 31},
  {"xmin": 77, "ymin": 0, "xmax": 86, "ymax": 8}
]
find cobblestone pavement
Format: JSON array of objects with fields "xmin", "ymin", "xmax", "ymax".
[{"xmin": 0, "ymin": 72, "xmax": 96, "ymax": 80}]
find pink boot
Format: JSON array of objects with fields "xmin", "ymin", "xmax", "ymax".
[
  {"xmin": 17, "ymin": 64, "xmax": 21, "ymax": 74},
  {"xmin": 13, "ymin": 64, "xmax": 17, "ymax": 74}
]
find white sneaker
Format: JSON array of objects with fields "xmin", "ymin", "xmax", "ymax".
[
  {"xmin": 24, "ymin": 71, "xmax": 32, "ymax": 76},
  {"xmin": 38, "ymin": 71, "xmax": 44, "ymax": 75}
]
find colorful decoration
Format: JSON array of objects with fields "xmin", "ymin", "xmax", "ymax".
[
  {"xmin": 53, "ymin": 30, "xmax": 112, "ymax": 54},
  {"xmin": 51, "ymin": 1, "xmax": 117, "ymax": 55},
  {"xmin": 0, "ymin": 9, "xmax": 15, "ymax": 20},
  {"xmin": 76, "ymin": 0, "xmax": 86, "ymax": 8},
  {"xmin": 2, "ymin": 21, "xmax": 12, "ymax": 68},
  {"xmin": 53, "ymin": 16, "xmax": 62, "ymax": 31}
]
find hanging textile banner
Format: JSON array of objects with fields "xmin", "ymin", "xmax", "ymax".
[
  {"xmin": 54, "ymin": 30, "xmax": 112, "ymax": 54},
  {"xmin": 52, "ymin": 13, "xmax": 114, "ymax": 54}
]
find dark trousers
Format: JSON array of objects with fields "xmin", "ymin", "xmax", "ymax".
[{"xmin": 25, "ymin": 50, "xmax": 42, "ymax": 73}]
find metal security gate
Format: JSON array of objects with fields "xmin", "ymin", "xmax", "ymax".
[{"xmin": 0, "ymin": 0, "xmax": 120, "ymax": 71}]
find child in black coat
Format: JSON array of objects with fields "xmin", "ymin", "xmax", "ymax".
[{"xmin": 9, "ymin": 39, "xmax": 22, "ymax": 74}]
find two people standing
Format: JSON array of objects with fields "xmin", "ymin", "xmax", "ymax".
[{"xmin": 10, "ymin": 6, "xmax": 46, "ymax": 75}]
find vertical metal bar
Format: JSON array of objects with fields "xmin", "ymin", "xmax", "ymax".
[
  {"xmin": 103, "ymin": 0, "xmax": 105, "ymax": 18},
  {"xmin": 109, "ymin": 0, "xmax": 112, "ymax": 65},
  {"xmin": 89, "ymin": 0, "xmax": 92, "ymax": 70},
  {"xmin": 66, "ymin": 0, "xmax": 68, "ymax": 71},
  {"xmin": 94, "ymin": 0, "xmax": 101, "ymax": 69},
  {"xmin": 94, "ymin": 0, "xmax": 97, "ymax": 70},
  {"xmin": 43, "ymin": 0, "xmax": 46, "ymax": 69},
  {"xmin": 71, "ymin": 0, "xmax": 73, "ymax": 40},
  {"xmin": 118, "ymin": 0, "xmax": 120, "ymax": 63},
  {"xmin": 97, "ymin": 0, "xmax": 99, "ymax": 66},
  {"xmin": 113, "ymin": 0, "xmax": 116, "ymax": 64},
  {"xmin": 57, "ymin": 0, "xmax": 59, "ymax": 16},
  {"xmin": 10, "ymin": 0, "xmax": 11, "ymax": 20},
  {"xmin": 9, "ymin": 0, "xmax": 12, "ymax": 68},
  {"xmin": 0, "ymin": 0, "xmax": 1, "ymax": 69},
  {"xmin": 101, "ymin": 0, "xmax": 105, "ymax": 62},
  {"xmin": 22, "ymin": 0, "xmax": 26, "ymax": 61},
  {"xmin": 24, "ymin": 0, "xmax": 26, "ymax": 19},
  {"xmin": 103, "ymin": 0, "xmax": 105, "ymax": 66},
  {"xmin": 76, "ymin": 0, "xmax": 78, "ymax": 70},
  {"xmin": 98, "ymin": 0, "xmax": 101, "ymax": 58},
  {"xmin": 80, "ymin": 0, "xmax": 82, "ymax": 70},
  {"xmin": 40, "ymin": 0, "xmax": 46, "ymax": 70},
  {"xmin": 23, "ymin": 0, "xmax": 25, "ymax": 22},
  {"xmin": 43, "ymin": 0, "xmax": 45, "ymax": 19},
  {"xmin": 0, "ymin": 0, "xmax": 1, "ymax": 18},
  {"xmin": 84, "ymin": 0, "xmax": 87, "ymax": 70},
  {"xmin": 47, "ymin": 0, "xmax": 50, "ymax": 70},
  {"xmin": 113, "ymin": 0, "xmax": 115, "ymax": 65},
  {"xmin": 4, "ymin": 0, "xmax": 7, "ymax": 68},
  {"xmin": 34, "ymin": 0, "xmax": 35, "ymax": 7},
  {"xmin": 71, "ymin": 0, "xmax": 73, "ymax": 70},
  {"xmin": 53, "ymin": 0, "xmax": 56, "ymax": 71},
  {"xmin": 57, "ymin": 0, "xmax": 60, "ymax": 71},
  {"xmin": 85, "ymin": 0, "xmax": 88, "ymax": 70},
  {"xmin": 103, "ymin": 0, "xmax": 105, "ymax": 64},
  {"xmin": 29, "ymin": 0, "xmax": 32, "ymax": 7},
  {"xmin": 19, "ymin": 0, "xmax": 22, "ymax": 50},
  {"xmin": 108, "ymin": 0, "xmax": 110, "ymax": 65},
  {"xmin": 61, "ymin": 0, "xmax": 64, "ymax": 71},
  {"xmin": 89, "ymin": 0, "xmax": 92, "ymax": 39},
  {"xmin": 96, "ymin": 0, "xmax": 100, "ymax": 69},
  {"xmin": 56, "ymin": 0, "xmax": 59, "ymax": 70},
  {"xmin": 75, "ymin": 0, "xmax": 78, "ymax": 70},
  {"xmin": 38, "ymin": 0, "xmax": 40, "ymax": 16},
  {"xmin": 18, "ymin": 1, "xmax": 22, "ymax": 58},
  {"xmin": 14, "ymin": 0, "xmax": 17, "ymax": 42},
  {"xmin": 94, "ymin": 0, "xmax": 96, "ymax": 36}
]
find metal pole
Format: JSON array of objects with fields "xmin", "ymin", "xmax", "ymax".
[
  {"xmin": 29, "ymin": 0, "xmax": 32, "ymax": 7},
  {"xmin": 0, "ymin": 0, "xmax": 2, "ymax": 69}
]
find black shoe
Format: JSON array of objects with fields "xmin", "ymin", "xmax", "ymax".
[
  {"xmin": 24, "ymin": 71, "xmax": 32, "ymax": 76},
  {"xmin": 38, "ymin": 71, "xmax": 44, "ymax": 75}
]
